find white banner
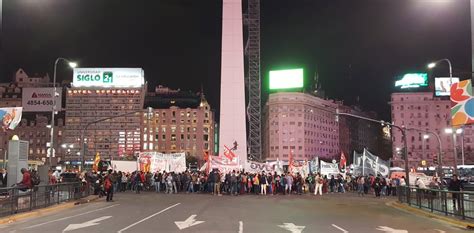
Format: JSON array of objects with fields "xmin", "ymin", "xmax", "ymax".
[
  {"xmin": 111, "ymin": 160, "xmax": 138, "ymax": 173},
  {"xmin": 138, "ymin": 152, "xmax": 186, "ymax": 173},
  {"xmin": 72, "ymin": 68, "xmax": 145, "ymax": 88},
  {"xmin": 353, "ymin": 149, "xmax": 390, "ymax": 177},
  {"xmin": 0, "ymin": 107, "xmax": 22, "ymax": 130},
  {"xmin": 320, "ymin": 160, "xmax": 340, "ymax": 177},
  {"xmin": 22, "ymin": 88, "xmax": 62, "ymax": 112},
  {"xmin": 245, "ymin": 161, "xmax": 283, "ymax": 174}
]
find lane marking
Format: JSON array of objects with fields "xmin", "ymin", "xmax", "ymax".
[
  {"xmin": 239, "ymin": 220, "xmax": 243, "ymax": 233},
  {"xmin": 117, "ymin": 203, "xmax": 180, "ymax": 233},
  {"xmin": 332, "ymin": 224, "xmax": 348, "ymax": 233},
  {"xmin": 62, "ymin": 216, "xmax": 112, "ymax": 232},
  {"xmin": 23, "ymin": 204, "xmax": 119, "ymax": 229},
  {"xmin": 434, "ymin": 230, "xmax": 446, "ymax": 233},
  {"xmin": 174, "ymin": 214, "xmax": 205, "ymax": 230}
]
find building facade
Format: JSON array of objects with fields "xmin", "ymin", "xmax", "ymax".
[
  {"xmin": 64, "ymin": 84, "xmax": 146, "ymax": 162},
  {"xmin": 337, "ymin": 105, "xmax": 389, "ymax": 161},
  {"xmin": 390, "ymin": 92, "xmax": 474, "ymax": 168},
  {"xmin": 0, "ymin": 69, "xmax": 66, "ymax": 165},
  {"xmin": 263, "ymin": 92, "xmax": 340, "ymax": 161},
  {"xmin": 142, "ymin": 86, "xmax": 215, "ymax": 161}
]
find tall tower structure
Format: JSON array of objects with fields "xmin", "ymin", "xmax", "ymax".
[
  {"xmin": 219, "ymin": 0, "xmax": 248, "ymax": 165},
  {"xmin": 245, "ymin": 0, "xmax": 262, "ymax": 161}
]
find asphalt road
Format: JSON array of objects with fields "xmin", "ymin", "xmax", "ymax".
[{"xmin": 0, "ymin": 191, "xmax": 469, "ymax": 233}]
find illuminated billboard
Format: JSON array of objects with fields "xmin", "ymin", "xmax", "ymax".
[
  {"xmin": 269, "ymin": 68, "xmax": 304, "ymax": 90},
  {"xmin": 435, "ymin": 77, "xmax": 459, "ymax": 96},
  {"xmin": 395, "ymin": 73, "xmax": 428, "ymax": 89},
  {"xmin": 72, "ymin": 68, "xmax": 144, "ymax": 88}
]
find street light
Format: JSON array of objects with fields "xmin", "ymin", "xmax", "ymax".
[
  {"xmin": 427, "ymin": 58, "xmax": 453, "ymax": 77},
  {"xmin": 49, "ymin": 58, "xmax": 77, "ymax": 167},
  {"xmin": 445, "ymin": 127, "xmax": 462, "ymax": 174}
]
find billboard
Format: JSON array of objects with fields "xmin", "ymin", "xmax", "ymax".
[
  {"xmin": 451, "ymin": 80, "xmax": 474, "ymax": 126},
  {"xmin": 22, "ymin": 88, "xmax": 62, "ymax": 112},
  {"xmin": 72, "ymin": 68, "xmax": 144, "ymax": 88},
  {"xmin": 435, "ymin": 77, "xmax": 459, "ymax": 97},
  {"xmin": 395, "ymin": 73, "xmax": 428, "ymax": 89},
  {"xmin": 269, "ymin": 68, "xmax": 304, "ymax": 90},
  {"xmin": 0, "ymin": 107, "xmax": 22, "ymax": 130}
]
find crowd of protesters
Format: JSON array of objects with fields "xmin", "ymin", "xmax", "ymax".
[{"xmin": 80, "ymin": 168, "xmax": 417, "ymax": 199}]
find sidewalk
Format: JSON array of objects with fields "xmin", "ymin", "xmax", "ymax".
[{"xmin": 0, "ymin": 194, "xmax": 101, "ymax": 225}]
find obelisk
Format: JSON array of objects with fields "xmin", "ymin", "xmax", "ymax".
[{"xmin": 219, "ymin": 0, "xmax": 247, "ymax": 166}]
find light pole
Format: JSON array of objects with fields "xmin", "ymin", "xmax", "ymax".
[
  {"xmin": 335, "ymin": 110, "xmax": 410, "ymax": 186},
  {"xmin": 445, "ymin": 127, "xmax": 462, "ymax": 175},
  {"xmin": 427, "ymin": 58, "xmax": 453, "ymax": 78},
  {"xmin": 79, "ymin": 110, "xmax": 145, "ymax": 171},
  {"xmin": 49, "ymin": 58, "xmax": 77, "ymax": 166}
]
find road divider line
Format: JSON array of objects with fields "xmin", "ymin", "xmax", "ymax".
[
  {"xmin": 332, "ymin": 224, "xmax": 348, "ymax": 233},
  {"xmin": 23, "ymin": 204, "xmax": 119, "ymax": 229},
  {"xmin": 117, "ymin": 203, "xmax": 180, "ymax": 233},
  {"xmin": 239, "ymin": 221, "xmax": 243, "ymax": 233}
]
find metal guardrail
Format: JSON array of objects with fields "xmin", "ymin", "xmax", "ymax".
[
  {"xmin": 0, "ymin": 182, "xmax": 90, "ymax": 217},
  {"xmin": 397, "ymin": 186, "xmax": 474, "ymax": 220}
]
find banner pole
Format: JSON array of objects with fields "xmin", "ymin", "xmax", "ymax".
[{"xmin": 362, "ymin": 150, "xmax": 366, "ymax": 176}]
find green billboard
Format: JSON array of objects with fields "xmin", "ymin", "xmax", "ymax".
[
  {"xmin": 269, "ymin": 68, "xmax": 304, "ymax": 90},
  {"xmin": 395, "ymin": 73, "xmax": 428, "ymax": 89}
]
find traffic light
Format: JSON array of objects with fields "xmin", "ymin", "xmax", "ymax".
[{"xmin": 433, "ymin": 154, "xmax": 438, "ymax": 165}]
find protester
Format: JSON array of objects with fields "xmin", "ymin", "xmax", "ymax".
[
  {"xmin": 17, "ymin": 168, "xmax": 32, "ymax": 192},
  {"xmin": 448, "ymin": 174, "xmax": 463, "ymax": 210}
]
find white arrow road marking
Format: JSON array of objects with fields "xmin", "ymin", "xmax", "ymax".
[
  {"xmin": 117, "ymin": 203, "xmax": 180, "ymax": 233},
  {"xmin": 24, "ymin": 204, "xmax": 120, "ymax": 229},
  {"xmin": 278, "ymin": 223, "xmax": 305, "ymax": 233},
  {"xmin": 332, "ymin": 224, "xmax": 349, "ymax": 233},
  {"xmin": 376, "ymin": 226, "xmax": 408, "ymax": 233},
  {"xmin": 175, "ymin": 214, "xmax": 205, "ymax": 230},
  {"xmin": 62, "ymin": 216, "xmax": 112, "ymax": 232},
  {"xmin": 239, "ymin": 221, "xmax": 243, "ymax": 233}
]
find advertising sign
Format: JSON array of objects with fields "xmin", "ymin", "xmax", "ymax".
[
  {"xmin": 0, "ymin": 107, "xmax": 22, "ymax": 130},
  {"xmin": 22, "ymin": 88, "xmax": 62, "ymax": 112},
  {"xmin": 451, "ymin": 80, "xmax": 474, "ymax": 126},
  {"xmin": 435, "ymin": 77, "xmax": 459, "ymax": 96},
  {"xmin": 269, "ymin": 68, "xmax": 304, "ymax": 90},
  {"xmin": 72, "ymin": 68, "xmax": 144, "ymax": 88},
  {"xmin": 395, "ymin": 73, "xmax": 428, "ymax": 89}
]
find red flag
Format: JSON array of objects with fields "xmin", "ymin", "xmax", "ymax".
[
  {"xmin": 203, "ymin": 151, "xmax": 209, "ymax": 161},
  {"xmin": 223, "ymin": 145, "xmax": 236, "ymax": 160},
  {"xmin": 340, "ymin": 151, "xmax": 347, "ymax": 170}
]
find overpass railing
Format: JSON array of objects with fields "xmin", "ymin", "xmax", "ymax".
[
  {"xmin": 397, "ymin": 186, "xmax": 474, "ymax": 220},
  {"xmin": 0, "ymin": 182, "xmax": 90, "ymax": 217}
]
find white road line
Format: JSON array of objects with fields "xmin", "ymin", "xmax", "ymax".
[
  {"xmin": 23, "ymin": 204, "xmax": 120, "ymax": 229},
  {"xmin": 332, "ymin": 224, "xmax": 349, "ymax": 233},
  {"xmin": 434, "ymin": 230, "xmax": 446, "ymax": 233},
  {"xmin": 117, "ymin": 203, "xmax": 180, "ymax": 233},
  {"xmin": 238, "ymin": 220, "xmax": 243, "ymax": 233}
]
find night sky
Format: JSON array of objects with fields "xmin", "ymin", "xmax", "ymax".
[{"xmin": 1, "ymin": 0, "xmax": 472, "ymax": 120}]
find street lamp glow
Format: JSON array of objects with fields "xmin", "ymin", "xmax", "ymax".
[
  {"xmin": 61, "ymin": 144, "xmax": 67, "ymax": 148},
  {"xmin": 423, "ymin": 134, "xmax": 429, "ymax": 139},
  {"xmin": 444, "ymin": 128, "xmax": 453, "ymax": 134},
  {"xmin": 456, "ymin": 128, "xmax": 463, "ymax": 134},
  {"xmin": 427, "ymin": 63, "xmax": 436, "ymax": 69},
  {"xmin": 68, "ymin": 62, "xmax": 78, "ymax": 68}
]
